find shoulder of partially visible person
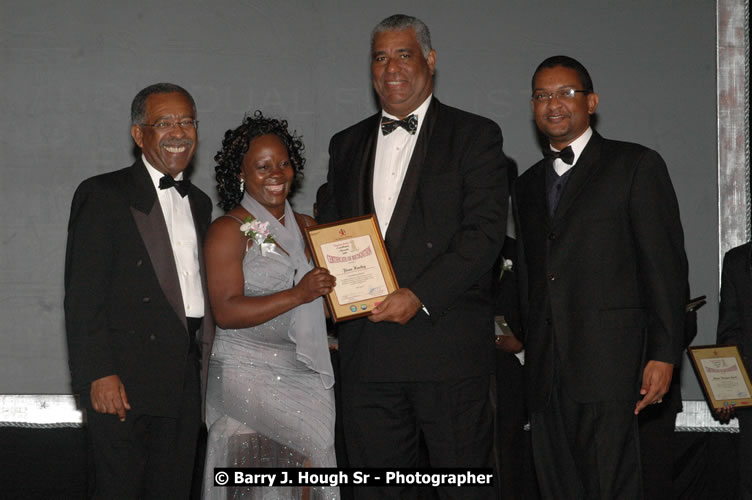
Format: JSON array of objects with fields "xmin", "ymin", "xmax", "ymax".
[
  {"xmin": 294, "ymin": 212, "xmax": 317, "ymax": 228},
  {"xmin": 724, "ymin": 241, "xmax": 752, "ymax": 267}
]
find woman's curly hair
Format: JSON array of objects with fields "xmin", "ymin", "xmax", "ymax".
[{"xmin": 215, "ymin": 110, "xmax": 306, "ymax": 211}]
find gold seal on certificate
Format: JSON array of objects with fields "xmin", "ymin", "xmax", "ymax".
[
  {"xmin": 688, "ymin": 344, "xmax": 752, "ymax": 410},
  {"xmin": 304, "ymin": 214, "xmax": 398, "ymax": 322}
]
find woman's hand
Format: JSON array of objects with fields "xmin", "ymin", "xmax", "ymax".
[{"xmin": 294, "ymin": 267, "xmax": 336, "ymax": 304}]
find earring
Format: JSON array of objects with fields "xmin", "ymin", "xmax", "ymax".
[{"xmin": 239, "ymin": 178, "xmax": 245, "ymax": 193}]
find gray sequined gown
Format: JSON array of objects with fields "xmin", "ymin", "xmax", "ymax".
[{"xmin": 203, "ymin": 240, "xmax": 338, "ymax": 500}]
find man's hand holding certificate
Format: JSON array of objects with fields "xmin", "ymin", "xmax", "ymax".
[{"xmin": 304, "ymin": 215, "xmax": 399, "ymax": 322}]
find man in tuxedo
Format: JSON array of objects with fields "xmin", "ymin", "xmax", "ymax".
[
  {"xmin": 319, "ymin": 14, "xmax": 507, "ymax": 500},
  {"xmin": 64, "ymin": 83, "xmax": 213, "ymax": 499},
  {"xmin": 513, "ymin": 56, "xmax": 687, "ymax": 499},
  {"xmin": 493, "ymin": 235, "xmax": 532, "ymax": 500},
  {"xmin": 717, "ymin": 242, "xmax": 752, "ymax": 499}
]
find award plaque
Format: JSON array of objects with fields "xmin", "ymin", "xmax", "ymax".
[
  {"xmin": 304, "ymin": 214, "xmax": 398, "ymax": 322},
  {"xmin": 688, "ymin": 344, "xmax": 752, "ymax": 410}
]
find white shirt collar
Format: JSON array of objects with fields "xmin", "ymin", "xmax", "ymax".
[
  {"xmin": 381, "ymin": 94, "xmax": 433, "ymax": 122},
  {"xmin": 550, "ymin": 127, "xmax": 593, "ymax": 175},
  {"xmin": 142, "ymin": 153, "xmax": 184, "ymax": 190}
]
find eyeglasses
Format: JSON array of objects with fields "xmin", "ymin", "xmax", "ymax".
[
  {"xmin": 140, "ymin": 119, "xmax": 199, "ymax": 130},
  {"xmin": 532, "ymin": 88, "xmax": 589, "ymax": 102}
]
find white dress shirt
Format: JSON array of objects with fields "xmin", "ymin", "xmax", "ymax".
[
  {"xmin": 551, "ymin": 126, "xmax": 593, "ymax": 175},
  {"xmin": 373, "ymin": 94, "xmax": 433, "ymax": 236},
  {"xmin": 143, "ymin": 155, "xmax": 204, "ymax": 317}
]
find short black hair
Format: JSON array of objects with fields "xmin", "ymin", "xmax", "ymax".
[
  {"xmin": 131, "ymin": 83, "xmax": 196, "ymax": 125},
  {"xmin": 532, "ymin": 55, "xmax": 594, "ymax": 93},
  {"xmin": 215, "ymin": 111, "xmax": 305, "ymax": 211}
]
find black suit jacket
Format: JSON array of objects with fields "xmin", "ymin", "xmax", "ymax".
[
  {"xmin": 513, "ymin": 131, "xmax": 687, "ymax": 411},
  {"xmin": 494, "ymin": 236, "xmax": 521, "ymax": 335},
  {"xmin": 64, "ymin": 159, "xmax": 213, "ymax": 417},
  {"xmin": 718, "ymin": 242, "xmax": 752, "ymax": 371},
  {"xmin": 320, "ymin": 97, "xmax": 507, "ymax": 382}
]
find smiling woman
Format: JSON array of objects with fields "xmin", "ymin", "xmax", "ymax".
[{"xmin": 202, "ymin": 111, "xmax": 339, "ymax": 499}]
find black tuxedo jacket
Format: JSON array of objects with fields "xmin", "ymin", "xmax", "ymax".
[
  {"xmin": 64, "ymin": 159, "xmax": 213, "ymax": 417},
  {"xmin": 718, "ymin": 242, "xmax": 752, "ymax": 371},
  {"xmin": 494, "ymin": 236, "xmax": 521, "ymax": 335},
  {"xmin": 320, "ymin": 98, "xmax": 507, "ymax": 382},
  {"xmin": 513, "ymin": 131, "xmax": 687, "ymax": 411}
]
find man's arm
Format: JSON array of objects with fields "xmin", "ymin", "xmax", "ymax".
[
  {"xmin": 715, "ymin": 250, "xmax": 746, "ymax": 421},
  {"xmin": 64, "ymin": 182, "xmax": 130, "ymax": 419},
  {"xmin": 511, "ymin": 185, "xmax": 529, "ymax": 344},
  {"xmin": 628, "ymin": 149, "xmax": 688, "ymax": 413},
  {"xmin": 406, "ymin": 120, "xmax": 508, "ymax": 321},
  {"xmin": 316, "ymin": 138, "xmax": 343, "ymax": 225},
  {"xmin": 718, "ymin": 251, "xmax": 744, "ymax": 347}
]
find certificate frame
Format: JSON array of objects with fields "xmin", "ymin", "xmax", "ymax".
[
  {"xmin": 687, "ymin": 344, "xmax": 752, "ymax": 411},
  {"xmin": 304, "ymin": 214, "xmax": 398, "ymax": 323}
]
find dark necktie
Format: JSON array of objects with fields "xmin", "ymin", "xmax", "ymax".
[
  {"xmin": 381, "ymin": 114, "xmax": 418, "ymax": 135},
  {"xmin": 545, "ymin": 163, "xmax": 573, "ymax": 218},
  {"xmin": 159, "ymin": 174, "xmax": 191, "ymax": 197},
  {"xmin": 543, "ymin": 145, "xmax": 575, "ymax": 165}
]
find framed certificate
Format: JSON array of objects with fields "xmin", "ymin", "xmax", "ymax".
[
  {"xmin": 304, "ymin": 214, "xmax": 398, "ymax": 322},
  {"xmin": 688, "ymin": 344, "xmax": 752, "ymax": 410}
]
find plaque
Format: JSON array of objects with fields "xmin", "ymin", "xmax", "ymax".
[
  {"xmin": 304, "ymin": 215, "xmax": 398, "ymax": 322},
  {"xmin": 688, "ymin": 344, "xmax": 752, "ymax": 410}
]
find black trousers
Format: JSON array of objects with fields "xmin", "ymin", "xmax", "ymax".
[
  {"xmin": 341, "ymin": 374, "xmax": 496, "ymax": 500},
  {"xmin": 637, "ymin": 383, "xmax": 680, "ymax": 500},
  {"xmin": 86, "ymin": 354, "xmax": 202, "ymax": 500},
  {"xmin": 737, "ymin": 410, "xmax": 752, "ymax": 499},
  {"xmin": 494, "ymin": 351, "xmax": 528, "ymax": 500},
  {"xmin": 530, "ymin": 370, "xmax": 642, "ymax": 500}
]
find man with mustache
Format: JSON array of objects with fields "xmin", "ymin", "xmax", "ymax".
[
  {"xmin": 65, "ymin": 83, "xmax": 213, "ymax": 498},
  {"xmin": 319, "ymin": 14, "xmax": 506, "ymax": 499},
  {"xmin": 513, "ymin": 56, "xmax": 687, "ymax": 499}
]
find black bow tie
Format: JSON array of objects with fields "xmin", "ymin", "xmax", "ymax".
[
  {"xmin": 543, "ymin": 146, "xmax": 575, "ymax": 165},
  {"xmin": 381, "ymin": 114, "xmax": 418, "ymax": 135},
  {"xmin": 159, "ymin": 174, "xmax": 191, "ymax": 197}
]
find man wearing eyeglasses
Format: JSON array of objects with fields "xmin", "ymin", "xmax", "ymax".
[
  {"xmin": 512, "ymin": 56, "xmax": 687, "ymax": 499},
  {"xmin": 64, "ymin": 83, "xmax": 213, "ymax": 498}
]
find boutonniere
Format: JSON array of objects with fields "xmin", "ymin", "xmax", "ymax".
[
  {"xmin": 239, "ymin": 217, "xmax": 278, "ymax": 255},
  {"xmin": 500, "ymin": 258, "xmax": 513, "ymax": 279}
]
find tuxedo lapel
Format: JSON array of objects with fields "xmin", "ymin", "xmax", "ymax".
[
  {"xmin": 551, "ymin": 132, "xmax": 603, "ymax": 226},
  {"xmin": 529, "ymin": 160, "xmax": 552, "ymax": 230},
  {"xmin": 356, "ymin": 115, "xmax": 380, "ymax": 216},
  {"xmin": 384, "ymin": 98, "xmax": 439, "ymax": 253},
  {"xmin": 127, "ymin": 161, "xmax": 187, "ymax": 331}
]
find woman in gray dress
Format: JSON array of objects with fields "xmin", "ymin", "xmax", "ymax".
[{"xmin": 203, "ymin": 111, "xmax": 338, "ymax": 499}]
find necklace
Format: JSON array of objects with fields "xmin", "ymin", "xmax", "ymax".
[{"xmin": 277, "ymin": 213, "xmax": 286, "ymax": 222}]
